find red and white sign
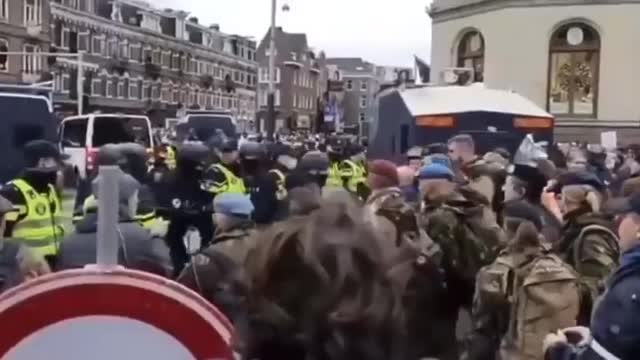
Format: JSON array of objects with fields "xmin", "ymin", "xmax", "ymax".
[{"xmin": 0, "ymin": 268, "xmax": 235, "ymax": 360}]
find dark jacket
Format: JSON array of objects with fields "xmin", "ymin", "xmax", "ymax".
[
  {"xmin": 245, "ymin": 172, "xmax": 279, "ymax": 225},
  {"xmin": 546, "ymin": 244, "xmax": 640, "ymax": 360},
  {"xmin": 56, "ymin": 213, "xmax": 171, "ymax": 276}
]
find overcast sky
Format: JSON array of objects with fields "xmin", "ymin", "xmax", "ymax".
[{"xmin": 152, "ymin": 0, "xmax": 433, "ymax": 67}]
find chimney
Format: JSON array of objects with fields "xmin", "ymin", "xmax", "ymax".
[
  {"xmin": 188, "ymin": 16, "xmax": 198, "ymax": 24},
  {"xmin": 209, "ymin": 24, "xmax": 220, "ymax": 31}
]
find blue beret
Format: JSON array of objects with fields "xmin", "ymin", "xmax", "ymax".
[
  {"xmin": 213, "ymin": 193, "xmax": 254, "ymax": 217},
  {"xmin": 418, "ymin": 163, "xmax": 454, "ymax": 181}
]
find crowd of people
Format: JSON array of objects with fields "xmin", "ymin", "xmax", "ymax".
[{"xmin": 1, "ymin": 131, "xmax": 640, "ymax": 359}]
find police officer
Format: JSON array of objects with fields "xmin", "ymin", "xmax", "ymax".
[
  {"xmin": 203, "ymin": 138, "xmax": 246, "ymax": 196},
  {"xmin": 343, "ymin": 143, "xmax": 369, "ymax": 200},
  {"xmin": 268, "ymin": 143, "xmax": 297, "ymax": 203},
  {"xmin": 239, "ymin": 141, "xmax": 279, "ymax": 225},
  {"xmin": 325, "ymin": 137, "xmax": 346, "ymax": 191},
  {"xmin": 1, "ymin": 140, "xmax": 68, "ymax": 267},
  {"xmin": 157, "ymin": 143, "xmax": 215, "ymax": 276}
]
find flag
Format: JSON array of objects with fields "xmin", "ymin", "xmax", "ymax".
[{"xmin": 414, "ymin": 55, "xmax": 430, "ymax": 84}]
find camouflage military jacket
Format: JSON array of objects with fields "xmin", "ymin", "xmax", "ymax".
[{"xmin": 555, "ymin": 209, "xmax": 620, "ymax": 323}]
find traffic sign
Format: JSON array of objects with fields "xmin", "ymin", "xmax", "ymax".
[{"xmin": 0, "ymin": 268, "xmax": 235, "ymax": 360}]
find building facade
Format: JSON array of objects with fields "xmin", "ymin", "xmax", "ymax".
[
  {"xmin": 256, "ymin": 27, "xmax": 326, "ymax": 132},
  {"xmin": 49, "ymin": 0, "xmax": 257, "ymax": 128},
  {"xmin": 0, "ymin": 0, "xmax": 51, "ymax": 84},
  {"xmin": 429, "ymin": 0, "xmax": 640, "ymax": 143},
  {"xmin": 325, "ymin": 58, "xmax": 378, "ymax": 134}
]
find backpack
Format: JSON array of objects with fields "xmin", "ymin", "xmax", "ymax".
[
  {"xmin": 0, "ymin": 240, "xmax": 22, "ymax": 293},
  {"xmin": 438, "ymin": 201, "xmax": 506, "ymax": 283},
  {"xmin": 479, "ymin": 251, "xmax": 580, "ymax": 360},
  {"xmin": 572, "ymin": 224, "xmax": 620, "ymax": 275}
]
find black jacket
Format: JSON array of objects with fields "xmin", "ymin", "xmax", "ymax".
[{"xmin": 56, "ymin": 213, "xmax": 171, "ymax": 276}]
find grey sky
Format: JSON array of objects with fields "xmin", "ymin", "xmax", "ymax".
[{"xmin": 152, "ymin": 0, "xmax": 432, "ymax": 67}]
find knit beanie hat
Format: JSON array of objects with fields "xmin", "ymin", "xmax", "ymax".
[
  {"xmin": 418, "ymin": 163, "xmax": 454, "ymax": 181},
  {"xmin": 368, "ymin": 160, "xmax": 399, "ymax": 190}
]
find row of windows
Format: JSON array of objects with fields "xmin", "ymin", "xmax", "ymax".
[
  {"xmin": 292, "ymin": 93, "xmax": 315, "ymax": 110},
  {"xmin": 455, "ymin": 21, "xmax": 600, "ymax": 117},
  {"xmin": 293, "ymin": 69, "xmax": 317, "ymax": 89},
  {"xmin": 52, "ymin": 25, "xmax": 257, "ymax": 86},
  {"xmin": 346, "ymin": 79, "xmax": 368, "ymax": 92},
  {"xmin": 54, "ymin": 73, "xmax": 248, "ymax": 109},
  {"xmin": 258, "ymin": 90, "xmax": 281, "ymax": 107}
]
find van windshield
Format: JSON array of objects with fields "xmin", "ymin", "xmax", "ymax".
[
  {"xmin": 179, "ymin": 115, "xmax": 236, "ymax": 141},
  {"xmin": 92, "ymin": 116, "xmax": 151, "ymax": 147}
]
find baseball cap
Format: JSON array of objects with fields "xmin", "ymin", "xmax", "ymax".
[
  {"xmin": 213, "ymin": 193, "xmax": 254, "ymax": 218},
  {"xmin": 418, "ymin": 163, "xmax": 455, "ymax": 181}
]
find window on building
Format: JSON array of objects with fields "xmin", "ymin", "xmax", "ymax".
[
  {"xmin": 0, "ymin": 0, "xmax": 7, "ymax": 20},
  {"xmin": 129, "ymin": 80, "xmax": 139, "ymax": 99},
  {"xmin": 161, "ymin": 51, "xmax": 170, "ymax": 68},
  {"xmin": 360, "ymin": 95, "xmax": 367, "ymax": 108},
  {"xmin": 547, "ymin": 23, "xmax": 600, "ymax": 117},
  {"xmin": 456, "ymin": 30, "xmax": 484, "ymax": 82},
  {"xmin": 142, "ymin": 82, "xmax": 150, "ymax": 100},
  {"xmin": 92, "ymin": 35, "xmax": 104, "ymax": 55},
  {"xmin": 107, "ymin": 38, "xmax": 117, "ymax": 57},
  {"xmin": 130, "ymin": 43, "xmax": 141, "ymax": 62},
  {"xmin": 119, "ymin": 39, "xmax": 129, "ymax": 59},
  {"xmin": 62, "ymin": 28, "xmax": 70, "ymax": 49},
  {"xmin": 172, "ymin": 89, "xmax": 179, "ymax": 104},
  {"xmin": 77, "ymin": 32, "xmax": 89, "ymax": 52},
  {"xmin": 22, "ymin": 44, "xmax": 41, "ymax": 74},
  {"xmin": 346, "ymin": 80, "xmax": 353, "ymax": 90},
  {"xmin": 152, "ymin": 49, "xmax": 161, "ymax": 65},
  {"xmin": 107, "ymin": 79, "xmax": 115, "ymax": 98},
  {"xmin": 360, "ymin": 80, "xmax": 368, "ymax": 91},
  {"xmin": 275, "ymin": 89, "xmax": 280, "ymax": 106},
  {"xmin": 171, "ymin": 53, "xmax": 179, "ymax": 70},
  {"xmin": 143, "ymin": 47, "xmax": 151, "ymax": 63},
  {"xmin": 117, "ymin": 78, "xmax": 125, "ymax": 98},
  {"xmin": 359, "ymin": 112, "xmax": 365, "ymax": 123},
  {"xmin": 0, "ymin": 38, "xmax": 9, "ymax": 72},
  {"xmin": 189, "ymin": 58, "xmax": 197, "ymax": 73},
  {"xmin": 91, "ymin": 78, "xmax": 102, "ymax": 96},
  {"xmin": 152, "ymin": 82, "xmax": 161, "ymax": 100},
  {"xmin": 24, "ymin": 0, "xmax": 42, "ymax": 26}
]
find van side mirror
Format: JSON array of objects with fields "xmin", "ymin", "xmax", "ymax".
[{"xmin": 61, "ymin": 139, "xmax": 74, "ymax": 148}]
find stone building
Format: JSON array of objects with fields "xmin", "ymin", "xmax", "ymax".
[
  {"xmin": 256, "ymin": 27, "xmax": 326, "ymax": 132},
  {"xmin": 429, "ymin": 0, "xmax": 640, "ymax": 143}
]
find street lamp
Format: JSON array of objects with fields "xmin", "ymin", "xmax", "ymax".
[{"xmin": 266, "ymin": 0, "xmax": 289, "ymax": 140}]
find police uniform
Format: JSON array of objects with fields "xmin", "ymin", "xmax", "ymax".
[{"xmin": 1, "ymin": 140, "xmax": 68, "ymax": 261}]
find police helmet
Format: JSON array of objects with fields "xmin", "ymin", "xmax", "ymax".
[
  {"xmin": 23, "ymin": 140, "xmax": 68, "ymax": 169},
  {"xmin": 298, "ymin": 151, "xmax": 329, "ymax": 175},
  {"xmin": 239, "ymin": 141, "xmax": 267, "ymax": 160},
  {"xmin": 219, "ymin": 138, "xmax": 238, "ymax": 153},
  {"xmin": 177, "ymin": 143, "xmax": 210, "ymax": 166}
]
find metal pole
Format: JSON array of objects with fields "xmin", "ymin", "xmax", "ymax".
[
  {"xmin": 266, "ymin": 0, "xmax": 277, "ymax": 140},
  {"xmin": 77, "ymin": 52, "xmax": 84, "ymax": 115},
  {"xmin": 96, "ymin": 166, "xmax": 120, "ymax": 267}
]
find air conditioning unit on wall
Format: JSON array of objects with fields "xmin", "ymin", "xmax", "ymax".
[{"xmin": 440, "ymin": 67, "xmax": 474, "ymax": 86}]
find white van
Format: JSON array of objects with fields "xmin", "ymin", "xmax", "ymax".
[{"xmin": 59, "ymin": 114, "xmax": 154, "ymax": 179}]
